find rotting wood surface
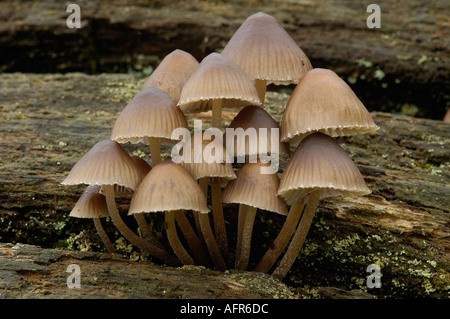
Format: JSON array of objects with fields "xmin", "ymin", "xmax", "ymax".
[{"xmin": 0, "ymin": 242, "xmax": 300, "ymax": 299}]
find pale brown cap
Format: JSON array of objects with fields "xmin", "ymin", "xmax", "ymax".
[
  {"xmin": 114, "ymin": 156, "xmax": 151, "ymax": 194},
  {"xmin": 281, "ymin": 68, "xmax": 379, "ymax": 145},
  {"xmin": 141, "ymin": 49, "xmax": 199, "ymax": 103},
  {"xmin": 225, "ymin": 105, "xmax": 291, "ymax": 158},
  {"xmin": 111, "ymin": 87, "xmax": 188, "ymax": 144},
  {"xmin": 177, "ymin": 52, "xmax": 262, "ymax": 113},
  {"xmin": 70, "ymin": 185, "xmax": 109, "ymax": 218},
  {"xmin": 443, "ymin": 109, "xmax": 450, "ymax": 123},
  {"xmin": 129, "ymin": 160, "xmax": 209, "ymax": 215},
  {"xmin": 131, "ymin": 156, "xmax": 151, "ymax": 177},
  {"xmin": 278, "ymin": 132, "xmax": 371, "ymax": 205},
  {"xmin": 62, "ymin": 139, "xmax": 142, "ymax": 190},
  {"xmin": 222, "ymin": 161, "xmax": 288, "ymax": 215},
  {"xmin": 178, "ymin": 131, "xmax": 237, "ymax": 181},
  {"xmin": 221, "ymin": 12, "xmax": 312, "ymax": 85}
]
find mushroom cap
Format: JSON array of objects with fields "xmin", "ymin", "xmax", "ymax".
[
  {"xmin": 177, "ymin": 52, "xmax": 262, "ymax": 113},
  {"xmin": 221, "ymin": 12, "xmax": 312, "ymax": 85},
  {"xmin": 281, "ymin": 68, "xmax": 379, "ymax": 145},
  {"xmin": 62, "ymin": 139, "xmax": 142, "ymax": 191},
  {"xmin": 114, "ymin": 156, "xmax": 152, "ymax": 194},
  {"xmin": 443, "ymin": 109, "xmax": 450, "ymax": 123},
  {"xmin": 141, "ymin": 49, "xmax": 199, "ymax": 103},
  {"xmin": 225, "ymin": 105, "xmax": 291, "ymax": 158},
  {"xmin": 129, "ymin": 160, "xmax": 209, "ymax": 215},
  {"xmin": 131, "ymin": 156, "xmax": 151, "ymax": 177},
  {"xmin": 111, "ymin": 87, "xmax": 188, "ymax": 145},
  {"xmin": 70, "ymin": 185, "xmax": 110, "ymax": 218},
  {"xmin": 278, "ymin": 132, "xmax": 371, "ymax": 205},
  {"xmin": 222, "ymin": 161, "xmax": 288, "ymax": 215},
  {"xmin": 178, "ymin": 131, "xmax": 237, "ymax": 181}
]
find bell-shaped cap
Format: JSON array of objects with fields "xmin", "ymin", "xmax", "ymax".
[
  {"xmin": 111, "ymin": 87, "xmax": 188, "ymax": 145},
  {"xmin": 443, "ymin": 109, "xmax": 450, "ymax": 123},
  {"xmin": 177, "ymin": 52, "xmax": 261, "ymax": 113},
  {"xmin": 70, "ymin": 185, "xmax": 109, "ymax": 218},
  {"xmin": 114, "ymin": 156, "xmax": 152, "ymax": 194},
  {"xmin": 281, "ymin": 68, "xmax": 379, "ymax": 145},
  {"xmin": 141, "ymin": 49, "xmax": 199, "ymax": 103},
  {"xmin": 130, "ymin": 156, "xmax": 151, "ymax": 177},
  {"xmin": 129, "ymin": 161, "xmax": 209, "ymax": 215},
  {"xmin": 278, "ymin": 132, "xmax": 371, "ymax": 206},
  {"xmin": 225, "ymin": 105, "xmax": 291, "ymax": 158},
  {"xmin": 62, "ymin": 139, "xmax": 142, "ymax": 191},
  {"xmin": 222, "ymin": 12, "xmax": 312, "ymax": 85},
  {"xmin": 222, "ymin": 161, "xmax": 288, "ymax": 215},
  {"xmin": 177, "ymin": 131, "xmax": 237, "ymax": 181}
]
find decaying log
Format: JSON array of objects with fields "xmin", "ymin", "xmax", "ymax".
[
  {"xmin": 0, "ymin": 242, "xmax": 299, "ymax": 299},
  {"xmin": 0, "ymin": 73, "xmax": 449, "ymax": 299}
]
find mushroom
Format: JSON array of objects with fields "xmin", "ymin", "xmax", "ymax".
[
  {"xmin": 69, "ymin": 185, "xmax": 117, "ymax": 254},
  {"xmin": 222, "ymin": 161, "xmax": 287, "ymax": 270},
  {"xmin": 443, "ymin": 109, "xmax": 450, "ymax": 123},
  {"xmin": 178, "ymin": 130, "xmax": 236, "ymax": 265},
  {"xmin": 128, "ymin": 160, "xmax": 212, "ymax": 267},
  {"xmin": 222, "ymin": 12, "xmax": 312, "ymax": 106},
  {"xmin": 269, "ymin": 132, "xmax": 371, "ymax": 280},
  {"xmin": 113, "ymin": 156, "xmax": 150, "ymax": 193},
  {"xmin": 62, "ymin": 139, "xmax": 179, "ymax": 266},
  {"xmin": 281, "ymin": 68, "xmax": 379, "ymax": 145},
  {"xmin": 130, "ymin": 155, "xmax": 151, "ymax": 176},
  {"xmin": 111, "ymin": 87, "xmax": 188, "ymax": 166},
  {"xmin": 141, "ymin": 49, "xmax": 199, "ymax": 103},
  {"xmin": 102, "ymin": 154, "xmax": 162, "ymax": 251},
  {"xmin": 177, "ymin": 52, "xmax": 261, "ymax": 129},
  {"xmin": 111, "ymin": 87, "xmax": 188, "ymax": 247},
  {"xmin": 225, "ymin": 104, "xmax": 291, "ymax": 162},
  {"xmin": 126, "ymin": 156, "xmax": 165, "ymax": 249}
]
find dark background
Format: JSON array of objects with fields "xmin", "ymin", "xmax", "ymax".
[{"xmin": 0, "ymin": 0, "xmax": 448, "ymax": 119}]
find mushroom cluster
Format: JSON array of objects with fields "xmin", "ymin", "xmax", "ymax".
[{"xmin": 62, "ymin": 12, "xmax": 378, "ymax": 280}]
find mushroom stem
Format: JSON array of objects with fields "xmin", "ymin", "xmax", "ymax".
[
  {"xmin": 102, "ymin": 185, "xmax": 180, "ymax": 266},
  {"xmin": 165, "ymin": 210, "xmax": 195, "ymax": 265},
  {"xmin": 93, "ymin": 217, "xmax": 117, "ymax": 254},
  {"xmin": 234, "ymin": 204, "xmax": 245, "ymax": 265},
  {"xmin": 211, "ymin": 99, "xmax": 223, "ymax": 129},
  {"xmin": 174, "ymin": 210, "xmax": 211, "ymax": 266},
  {"xmin": 254, "ymin": 197, "xmax": 307, "ymax": 273},
  {"xmin": 198, "ymin": 211, "xmax": 226, "ymax": 271},
  {"xmin": 211, "ymin": 178, "xmax": 229, "ymax": 260},
  {"xmin": 149, "ymin": 137, "xmax": 162, "ymax": 165},
  {"xmin": 272, "ymin": 190, "xmax": 321, "ymax": 280},
  {"xmin": 198, "ymin": 176, "xmax": 209, "ymax": 197},
  {"xmin": 235, "ymin": 204, "xmax": 257, "ymax": 270},
  {"xmin": 194, "ymin": 177, "xmax": 209, "ymax": 245},
  {"xmin": 133, "ymin": 213, "xmax": 165, "ymax": 250},
  {"xmin": 254, "ymin": 79, "xmax": 267, "ymax": 107}
]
